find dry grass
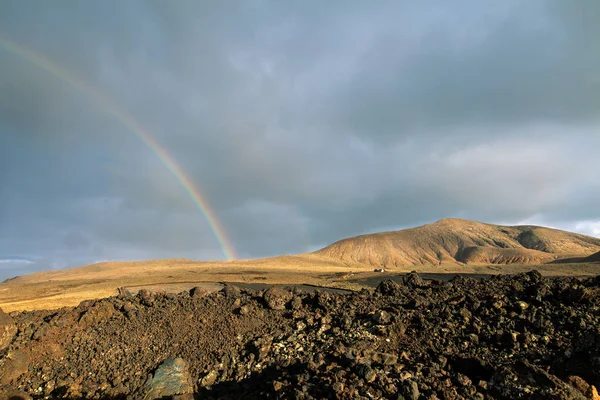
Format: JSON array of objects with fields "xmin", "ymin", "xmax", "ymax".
[
  {"xmin": 0, "ymin": 255, "xmax": 370, "ymax": 312},
  {"xmin": 1, "ymin": 255, "xmax": 599, "ymax": 312}
]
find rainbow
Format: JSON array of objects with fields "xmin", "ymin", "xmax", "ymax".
[{"xmin": 0, "ymin": 37, "xmax": 237, "ymax": 260}]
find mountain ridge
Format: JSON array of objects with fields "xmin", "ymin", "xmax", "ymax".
[{"xmin": 313, "ymin": 218, "xmax": 600, "ymax": 267}]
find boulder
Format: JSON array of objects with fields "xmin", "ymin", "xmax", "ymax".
[
  {"xmin": 221, "ymin": 284, "xmax": 242, "ymax": 298},
  {"xmin": 401, "ymin": 379, "xmax": 419, "ymax": 400},
  {"xmin": 403, "ymin": 272, "xmax": 429, "ymax": 289},
  {"xmin": 200, "ymin": 369, "xmax": 219, "ymax": 387},
  {"xmin": 143, "ymin": 358, "xmax": 194, "ymax": 399},
  {"xmin": 190, "ymin": 286, "xmax": 209, "ymax": 298},
  {"xmin": 263, "ymin": 287, "xmax": 292, "ymax": 310},
  {"xmin": 372, "ymin": 310, "xmax": 391, "ymax": 325},
  {"xmin": 0, "ymin": 307, "xmax": 16, "ymax": 351},
  {"xmin": 0, "ymin": 350, "xmax": 29, "ymax": 385},
  {"xmin": 375, "ymin": 280, "xmax": 403, "ymax": 297}
]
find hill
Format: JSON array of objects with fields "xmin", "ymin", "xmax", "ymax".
[{"xmin": 314, "ymin": 218, "xmax": 600, "ymax": 267}]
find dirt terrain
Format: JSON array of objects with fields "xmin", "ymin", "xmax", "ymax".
[
  {"xmin": 2, "ymin": 271, "xmax": 600, "ymax": 399},
  {"xmin": 2, "ymin": 219, "xmax": 600, "ymax": 313}
]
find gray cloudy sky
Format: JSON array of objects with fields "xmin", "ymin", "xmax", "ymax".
[{"xmin": 1, "ymin": 1, "xmax": 599, "ymax": 280}]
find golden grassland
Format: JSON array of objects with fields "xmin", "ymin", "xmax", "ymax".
[{"xmin": 1, "ymin": 254, "xmax": 599, "ymax": 312}]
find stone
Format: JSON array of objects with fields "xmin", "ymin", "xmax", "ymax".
[
  {"xmin": 221, "ymin": 285, "xmax": 241, "ymax": 298},
  {"xmin": 587, "ymin": 385, "xmax": 600, "ymax": 400},
  {"xmin": 567, "ymin": 375, "xmax": 590, "ymax": 395},
  {"xmin": 200, "ymin": 369, "xmax": 219, "ymax": 387},
  {"xmin": 459, "ymin": 308, "xmax": 472, "ymax": 319},
  {"xmin": 402, "ymin": 379, "xmax": 419, "ymax": 400},
  {"xmin": 190, "ymin": 286, "xmax": 208, "ymax": 298},
  {"xmin": 143, "ymin": 358, "xmax": 194, "ymax": 399},
  {"xmin": 79, "ymin": 302, "xmax": 116, "ymax": 326},
  {"xmin": 251, "ymin": 338, "xmax": 272, "ymax": 360},
  {"xmin": 263, "ymin": 287, "xmax": 292, "ymax": 310},
  {"xmin": 371, "ymin": 352, "xmax": 398, "ymax": 366},
  {"xmin": 0, "ymin": 307, "xmax": 16, "ymax": 351},
  {"xmin": 375, "ymin": 279, "xmax": 404, "ymax": 296},
  {"xmin": 44, "ymin": 379, "xmax": 56, "ymax": 395},
  {"xmin": 404, "ymin": 272, "xmax": 429, "ymax": 289},
  {"xmin": 332, "ymin": 381, "xmax": 344, "ymax": 392},
  {"xmin": 273, "ymin": 381, "xmax": 285, "ymax": 391},
  {"xmin": 516, "ymin": 301, "xmax": 529, "ymax": 311},
  {"xmin": 138, "ymin": 289, "xmax": 155, "ymax": 306},
  {"xmin": 290, "ymin": 296, "xmax": 303, "ymax": 310},
  {"xmin": 373, "ymin": 310, "xmax": 391, "ymax": 324},
  {"xmin": 238, "ymin": 305, "xmax": 250, "ymax": 315},
  {"xmin": 355, "ymin": 363, "xmax": 377, "ymax": 382},
  {"xmin": 32, "ymin": 323, "xmax": 49, "ymax": 341},
  {"xmin": 456, "ymin": 373, "xmax": 472, "ymax": 387},
  {"xmin": 0, "ymin": 350, "xmax": 30, "ymax": 385}
]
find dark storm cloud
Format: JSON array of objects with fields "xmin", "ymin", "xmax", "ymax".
[
  {"xmin": 0, "ymin": 0, "xmax": 598, "ymax": 279},
  {"xmin": 331, "ymin": 4, "xmax": 600, "ymax": 137}
]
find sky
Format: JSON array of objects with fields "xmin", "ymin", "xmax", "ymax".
[{"xmin": 1, "ymin": 1, "xmax": 599, "ymax": 280}]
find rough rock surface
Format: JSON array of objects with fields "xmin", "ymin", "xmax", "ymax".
[
  {"xmin": 142, "ymin": 357, "xmax": 193, "ymax": 399},
  {"xmin": 2, "ymin": 271, "xmax": 600, "ymax": 399},
  {"xmin": 0, "ymin": 307, "xmax": 16, "ymax": 352}
]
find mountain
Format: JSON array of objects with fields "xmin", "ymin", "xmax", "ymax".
[{"xmin": 314, "ymin": 218, "xmax": 600, "ymax": 267}]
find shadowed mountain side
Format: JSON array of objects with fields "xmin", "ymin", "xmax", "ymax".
[
  {"xmin": 549, "ymin": 250, "xmax": 600, "ymax": 264},
  {"xmin": 314, "ymin": 218, "xmax": 600, "ymax": 267},
  {"xmin": 585, "ymin": 251, "xmax": 600, "ymax": 262}
]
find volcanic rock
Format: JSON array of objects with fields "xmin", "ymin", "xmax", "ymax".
[
  {"xmin": 3, "ymin": 272, "xmax": 600, "ymax": 399},
  {"xmin": 143, "ymin": 358, "xmax": 193, "ymax": 399},
  {"xmin": 0, "ymin": 307, "xmax": 16, "ymax": 351},
  {"xmin": 263, "ymin": 287, "xmax": 292, "ymax": 310},
  {"xmin": 0, "ymin": 350, "xmax": 29, "ymax": 385}
]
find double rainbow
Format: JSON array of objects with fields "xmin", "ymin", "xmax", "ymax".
[{"xmin": 0, "ymin": 37, "xmax": 237, "ymax": 260}]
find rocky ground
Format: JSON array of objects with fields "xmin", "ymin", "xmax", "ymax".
[{"xmin": 1, "ymin": 271, "xmax": 600, "ymax": 399}]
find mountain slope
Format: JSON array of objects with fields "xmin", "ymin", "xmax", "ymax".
[
  {"xmin": 585, "ymin": 251, "xmax": 600, "ymax": 262},
  {"xmin": 314, "ymin": 218, "xmax": 600, "ymax": 267}
]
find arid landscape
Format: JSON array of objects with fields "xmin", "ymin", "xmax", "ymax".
[
  {"xmin": 2, "ymin": 219, "xmax": 600, "ymax": 398},
  {"xmin": 4, "ymin": 1, "xmax": 600, "ymax": 398},
  {"xmin": 2, "ymin": 219, "xmax": 600, "ymax": 313}
]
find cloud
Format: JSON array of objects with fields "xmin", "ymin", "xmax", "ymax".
[
  {"xmin": 575, "ymin": 222, "xmax": 600, "ymax": 238},
  {"xmin": 0, "ymin": 258, "xmax": 34, "ymax": 264},
  {"xmin": 0, "ymin": 0, "xmax": 598, "ymax": 279}
]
